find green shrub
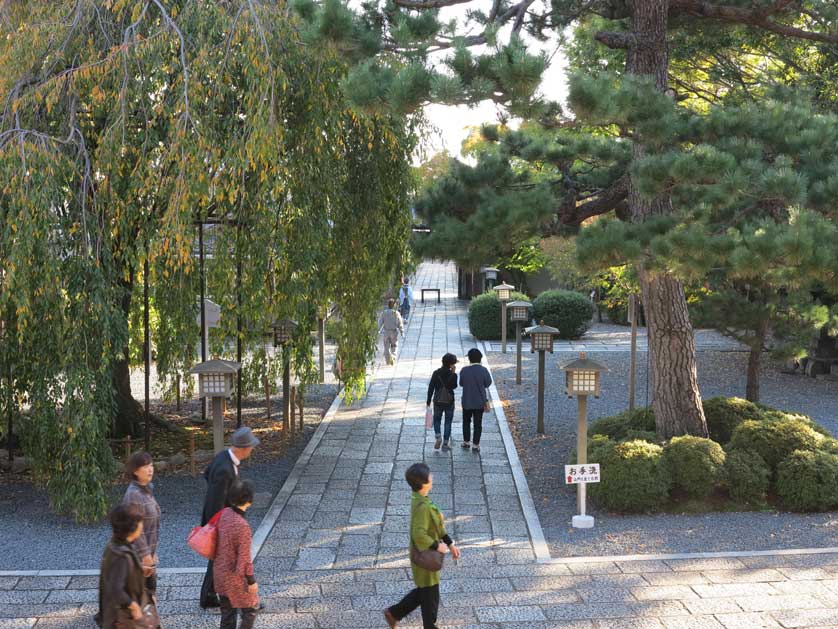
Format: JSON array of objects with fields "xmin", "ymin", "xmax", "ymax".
[
  {"xmin": 589, "ymin": 439, "xmax": 670, "ymax": 512},
  {"xmin": 467, "ymin": 291, "xmax": 531, "ymax": 340},
  {"xmin": 662, "ymin": 436, "xmax": 726, "ymax": 499},
  {"xmin": 728, "ymin": 418, "xmax": 824, "ymax": 470},
  {"xmin": 776, "ymin": 450, "xmax": 838, "ymax": 511},
  {"xmin": 723, "ymin": 450, "xmax": 770, "ymax": 505},
  {"xmin": 760, "ymin": 408, "xmax": 830, "ymax": 436},
  {"xmin": 590, "ymin": 407, "xmax": 656, "ymax": 441},
  {"xmin": 702, "ymin": 397, "xmax": 763, "ymax": 444},
  {"xmin": 624, "ymin": 429, "xmax": 662, "ymax": 444},
  {"xmin": 531, "ymin": 290, "xmax": 594, "ymax": 339}
]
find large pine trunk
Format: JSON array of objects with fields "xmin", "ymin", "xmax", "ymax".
[
  {"xmin": 745, "ymin": 320, "xmax": 768, "ymax": 402},
  {"xmin": 111, "ymin": 273, "xmax": 143, "ymax": 438},
  {"xmin": 628, "ymin": 0, "xmax": 708, "ymax": 438}
]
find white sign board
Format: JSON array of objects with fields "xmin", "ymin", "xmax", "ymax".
[
  {"xmin": 565, "ymin": 464, "xmax": 600, "ymax": 484},
  {"xmin": 196, "ymin": 299, "xmax": 222, "ymax": 328}
]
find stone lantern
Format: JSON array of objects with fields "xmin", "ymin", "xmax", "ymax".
[
  {"xmin": 561, "ymin": 352, "xmax": 608, "ymax": 529},
  {"xmin": 507, "ymin": 301, "xmax": 532, "ymax": 384},
  {"xmin": 492, "ymin": 282, "xmax": 515, "ymax": 353},
  {"xmin": 525, "ymin": 321, "xmax": 559, "ymax": 434},
  {"xmin": 190, "ymin": 359, "xmax": 240, "ymax": 453}
]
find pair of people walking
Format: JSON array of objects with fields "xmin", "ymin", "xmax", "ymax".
[
  {"xmin": 200, "ymin": 427, "xmax": 261, "ymax": 629},
  {"xmin": 97, "ymin": 452, "xmax": 162, "ymax": 628},
  {"xmin": 425, "ymin": 348, "xmax": 492, "ymax": 452}
]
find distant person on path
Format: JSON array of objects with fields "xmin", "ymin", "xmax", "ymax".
[
  {"xmin": 122, "ymin": 452, "xmax": 161, "ymax": 595},
  {"xmin": 200, "ymin": 427, "xmax": 260, "ymax": 609},
  {"xmin": 426, "ymin": 353, "xmax": 458, "ymax": 451},
  {"xmin": 378, "ymin": 298, "xmax": 404, "ymax": 365},
  {"xmin": 398, "ymin": 278, "xmax": 414, "ymax": 320},
  {"xmin": 97, "ymin": 504, "xmax": 160, "ymax": 628},
  {"xmin": 384, "ymin": 462, "xmax": 459, "ymax": 629},
  {"xmin": 214, "ymin": 480, "xmax": 259, "ymax": 629},
  {"xmin": 459, "ymin": 348, "xmax": 493, "ymax": 453}
]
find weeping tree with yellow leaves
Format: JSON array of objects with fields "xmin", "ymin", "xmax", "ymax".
[{"xmin": 0, "ymin": 0, "xmax": 413, "ymax": 520}]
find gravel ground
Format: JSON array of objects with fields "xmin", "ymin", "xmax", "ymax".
[
  {"xmin": 491, "ymin": 342, "xmax": 838, "ymax": 558},
  {"xmin": 0, "ymin": 384, "xmax": 337, "ymax": 571}
]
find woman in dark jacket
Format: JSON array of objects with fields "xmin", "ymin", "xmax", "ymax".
[
  {"xmin": 426, "ymin": 353, "xmax": 458, "ymax": 451},
  {"xmin": 98, "ymin": 504, "xmax": 159, "ymax": 628}
]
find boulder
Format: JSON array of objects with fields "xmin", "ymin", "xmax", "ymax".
[
  {"xmin": 154, "ymin": 460, "xmax": 168, "ymax": 473},
  {"xmin": 11, "ymin": 456, "xmax": 32, "ymax": 474},
  {"xmin": 194, "ymin": 449, "xmax": 214, "ymax": 463},
  {"xmin": 169, "ymin": 452, "xmax": 187, "ymax": 466}
]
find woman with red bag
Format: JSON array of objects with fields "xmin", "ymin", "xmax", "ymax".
[{"xmin": 213, "ymin": 480, "xmax": 259, "ymax": 629}]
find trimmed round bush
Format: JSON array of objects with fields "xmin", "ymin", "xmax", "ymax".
[
  {"xmin": 728, "ymin": 418, "xmax": 824, "ymax": 471},
  {"xmin": 776, "ymin": 449, "xmax": 838, "ymax": 511},
  {"xmin": 590, "ymin": 407, "xmax": 656, "ymax": 441},
  {"xmin": 662, "ymin": 436, "xmax": 726, "ymax": 499},
  {"xmin": 702, "ymin": 397, "xmax": 763, "ymax": 444},
  {"xmin": 588, "ymin": 439, "xmax": 670, "ymax": 513},
  {"xmin": 723, "ymin": 450, "xmax": 770, "ymax": 505},
  {"xmin": 531, "ymin": 290, "xmax": 593, "ymax": 339},
  {"xmin": 467, "ymin": 291, "xmax": 530, "ymax": 340}
]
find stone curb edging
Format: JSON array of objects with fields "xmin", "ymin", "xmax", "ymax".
[
  {"xmin": 479, "ymin": 341, "xmax": 552, "ymax": 564},
  {"xmin": 543, "ymin": 546, "xmax": 838, "ymax": 564}
]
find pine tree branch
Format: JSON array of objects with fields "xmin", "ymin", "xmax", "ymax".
[
  {"xmin": 557, "ymin": 175, "xmax": 630, "ymax": 226},
  {"xmin": 392, "ymin": 0, "xmax": 472, "ymax": 9},
  {"xmin": 594, "ymin": 31, "xmax": 639, "ymax": 49},
  {"xmin": 670, "ymin": 0, "xmax": 838, "ymax": 44}
]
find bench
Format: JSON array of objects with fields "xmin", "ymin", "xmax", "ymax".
[{"xmin": 421, "ymin": 288, "xmax": 441, "ymax": 304}]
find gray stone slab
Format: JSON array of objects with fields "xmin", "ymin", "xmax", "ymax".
[{"xmin": 294, "ymin": 548, "xmax": 336, "ymax": 571}]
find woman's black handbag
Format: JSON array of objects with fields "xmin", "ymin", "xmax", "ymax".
[{"xmin": 410, "ymin": 544, "xmax": 445, "ymax": 572}]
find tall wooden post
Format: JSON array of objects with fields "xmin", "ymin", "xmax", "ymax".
[
  {"xmin": 629, "ymin": 294, "xmax": 638, "ymax": 411},
  {"xmin": 576, "ymin": 394, "xmax": 588, "ymax": 513},
  {"xmin": 143, "ymin": 256, "xmax": 151, "ymax": 452},
  {"xmin": 212, "ymin": 397, "xmax": 224, "ymax": 453},
  {"xmin": 501, "ymin": 301, "xmax": 508, "ymax": 354},
  {"xmin": 515, "ymin": 322, "xmax": 523, "ymax": 384},
  {"xmin": 318, "ymin": 317, "xmax": 326, "ymax": 384},
  {"xmin": 536, "ymin": 351, "xmax": 546, "ymax": 434},
  {"xmin": 282, "ymin": 346, "xmax": 290, "ymax": 431}
]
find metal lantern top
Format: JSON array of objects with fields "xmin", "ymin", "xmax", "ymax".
[
  {"xmin": 271, "ymin": 318, "xmax": 299, "ymax": 346},
  {"xmin": 525, "ymin": 320, "xmax": 559, "ymax": 353},
  {"xmin": 481, "ymin": 266, "xmax": 499, "ymax": 281},
  {"xmin": 507, "ymin": 300, "xmax": 532, "ymax": 323},
  {"xmin": 493, "ymin": 282, "xmax": 515, "ymax": 302},
  {"xmin": 190, "ymin": 359, "xmax": 241, "ymax": 398},
  {"xmin": 561, "ymin": 352, "xmax": 608, "ymax": 398}
]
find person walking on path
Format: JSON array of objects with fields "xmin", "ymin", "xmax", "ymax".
[
  {"xmin": 97, "ymin": 504, "xmax": 160, "ymax": 628},
  {"xmin": 426, "ymin": 353, "xmax": 458, "ymax": 451},
  {"xmin": 122, "ymin": 452, "xmax": 161, "ymax": 595},
  {"xmin": 458, "ymin": 348, "xmax": 493, "ymax": 453},
  {"xmin": 214, "ymin": 480, "xmax": 259, "ymax": 629},
  {"xmin": 398, "ymin": 278, "xmax": 414, "ymax": 321},
  {"xmin": 384, "ymin": 462, "xmax": 459, "ymax": 629},
  {"xmin": 200, "ymin": 427, "xmax": 260, "ymax": 609},
  {"xmin": 378, "ymin": 298, "xmax": 404, "ymax": 365}
]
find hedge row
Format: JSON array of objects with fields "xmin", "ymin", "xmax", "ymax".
[{"xmin": 467, "ymin": 289, "xmax": 593, "ymax": 340}]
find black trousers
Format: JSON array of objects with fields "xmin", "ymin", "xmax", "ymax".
[
  {"xmin": 200, "ymin": 560, "xmax": 217, "ymax": 607},
  {"xmin": 389, "ymin": 584, "xmax": 439, "ymax": 629},
  {"xmin": 463, "ymin": 409, "xmax": 484, "ymax": 445},
  {"xmin": 220, "ymin": 596, "xmax": 257, "ymax": 629}
]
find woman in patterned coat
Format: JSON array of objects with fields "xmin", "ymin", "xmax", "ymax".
[{"xmin": 213, "ymin": 480, "xmax": 258, "ymax": 629}]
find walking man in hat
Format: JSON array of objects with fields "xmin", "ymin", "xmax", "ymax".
[
  {"xmin": 199, "ymin": 426, "xmax": 260, "ymax": 609},
  {"xmin": 378, "ymin": 298, "xmax": 405, "ymax": 366}
]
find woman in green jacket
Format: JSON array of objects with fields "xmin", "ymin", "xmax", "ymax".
[{"xmin": 384, "ymin": 462, "xmax": 460, "ymax": 629}]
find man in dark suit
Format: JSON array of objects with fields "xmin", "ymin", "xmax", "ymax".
[{"xmin": 200, "ymin": 426, "xmax": 260, "ymax": 609}]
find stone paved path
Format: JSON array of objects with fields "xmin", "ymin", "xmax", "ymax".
[{"xmin": 5, "ymin": 261, "xmax": 838, "ymax": 628}]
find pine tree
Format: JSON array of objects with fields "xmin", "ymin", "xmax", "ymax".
[{"xmin": 299, "ymin": 0, "xmax": 838, "ymax": 437}]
